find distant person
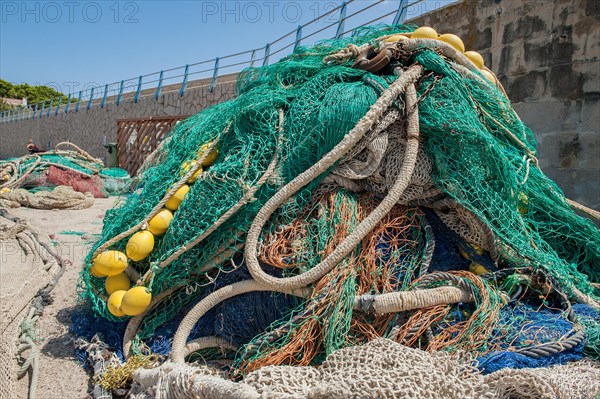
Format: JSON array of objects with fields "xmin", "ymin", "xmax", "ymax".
[{"xmin": 26, "ymin": 139, "xmax": 40, "ymax": 154}]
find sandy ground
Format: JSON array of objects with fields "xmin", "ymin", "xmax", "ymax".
[{"xmin": 10, "ymin": 198, "xmax": 118, "ymax": 399}]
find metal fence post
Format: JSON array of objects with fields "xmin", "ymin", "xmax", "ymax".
[
  {"xmin": 294, "ymin": 25, "xmax": 303, "ymax": 51},
  {"xmin": 101, "ymin": 84, "xmax": 109, "ymax": 108},
  {"xmin": 47, "ymin": 98, "xmax": 53, "ymax": 116},
  {"xmin": 133, "ymin": 76, "xmax": 142, "ymax": 103},
  {"xmin": 155, "ymin": 71, "xmax": 164, "ymax": 100},
  {"xmin": 179, "ymin": 65, "xmax": 189, "ymax": 97},
  {"xmin": 393, "ymin": 0, "xmax": 408, "ymax": 25},
  {"xmin": 40, "ymin": 101, "xmax": 45, "ymax": 118},
  {"xmin": 335, "ymin": 1, "xmax": 347, "ymax": 39},
  {"xmin": 75, "ymin": 91, "xmax": 82, "ymax": 112},
  {"xmin": 33, "ymin": 102, "xmax": 39, "ymax": 118},
  {"xmin": 87, "ymin": 87, "xmax": 95, "ymax": 110},
  {"xmin": 65, "ymin": 94, "xmax": 72, "ymax": 113},
  {"xmin": 116, "ymin": 80, "xmax": 124, "ymax": 106},
  {"xmin": 55, "ymin": 97, "xmax": 62, "ymax": 115},
  {"xmin": 209, "ymin": 58, "xmax": 219, "ymax": 93},
  {"xmin": 250, "ymin": 49, "xmax": 257, "ymax": 67},
  {"xmin": 262, "ymin": 43, "xmax": 271, "ymax": 67}
]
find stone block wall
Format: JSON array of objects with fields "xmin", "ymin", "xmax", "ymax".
[{"xmin": 411, "ymin": 0, "xmax": 599, "ymax": 209}]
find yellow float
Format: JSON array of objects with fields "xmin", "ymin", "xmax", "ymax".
[
  {"xmin": 120, "ymin": 286, "xmax": 152, "ymax": 316},
  {"xmin": 411, "ymin": 26, "xmax": 438, "ymax": 39},
  {"xmin": 93, "ymin": 250, "xmax": 128, "ymax": 276},
  {"xmin": 188, "ymin": 167, "xmax": 203, "ymax": 184},
  {"xmin": 464, "ymin": 51, "xmax": 485, "ymax": 69},
  {"xmin": 105, "ymin": 273, "xmax": 131, "ymax": 295},
  {"xmin": 460, "ymin": 244, "xmax": 489, "ymax": 275},
  {"xmin": 469, "ymin": 262, "xmax": 489, "ymax": 275},
  {"xmin": 89, "ymin": 265, "xmax": 106, "ymax": 278},
  {"xmin": 384, "ymin": 33, "xmax": 409, "ymax": 43},
  {"xmin": 481, "ymin": 69, "xmax": 497, "ymax": 84},
  {"xmin": 107, "ymin": 290, "xmax": 127, "ymax": 317},
  {"xmin": 147, "ymin": 209, "xmax": 174, "ymax": 236},
  {"xmin": 180, "ymin": 161, "xmax": 203, "ymax": 183},
  {"xmin": 126, "ymin": 230, "xmax": 155, "ymax": 261},
  {"xmin": 437, "ymin": 33, "xmax": 465, "ymax": 52},
  {"xmin": 197, "ymin": 143, "xmax": 219, "ymax": 167},
  {"xmin": 179, "ymin": 160, "xmax": 194, "ymax": 176},
  {"xmin": 165, "ymin": 184, "xmax": 190, "ymax": 211}
]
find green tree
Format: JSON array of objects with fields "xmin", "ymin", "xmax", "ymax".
[{"xmin": 0, "ymin": 79, "xmax": 76, "ymax": 106}]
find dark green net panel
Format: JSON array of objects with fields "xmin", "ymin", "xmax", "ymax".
[{"xmin": 78, "ymin": 24, "xmax": 599, "ymax": 361}]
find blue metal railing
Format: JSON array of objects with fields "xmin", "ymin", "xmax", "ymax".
[{"xmin": 0, "ymin": 0, "xmax": 448, "ymax": 124}]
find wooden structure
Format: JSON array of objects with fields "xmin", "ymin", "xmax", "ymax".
[{"xmin": 116, "ymin": 115, "xmax": 189, "ymax": 175}]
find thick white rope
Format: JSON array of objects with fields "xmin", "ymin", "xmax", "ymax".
[
  {"xmin": 356, "ymin": 286, "xmax": 473, "ymax": 315},
  {"xmin": 244, "ymin": 71, "xmax": 422, "ymax": 290}
]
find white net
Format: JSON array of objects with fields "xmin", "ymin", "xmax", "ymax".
[
  {"xmin": 0, "ymin": 214, "xmax": 54, "ymax": 399},
  {"xmin": 129, "ymin": 339, "xmax": 600, "ymax": 399},
  {"xmin": 0, "ymin": 186, "xmax": 94, "ymax": 210}
]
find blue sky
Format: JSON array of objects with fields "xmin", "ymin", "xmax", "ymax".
[{"xmin": 1, "ymin": 1, "xmax": 455, "ymax": 97}]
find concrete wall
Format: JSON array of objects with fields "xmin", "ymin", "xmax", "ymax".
[
  {"xmin": 411, "ymin": 0, "xmax": 599, "ymax": 209},
  {"xmin": 0, "ymin": 74, "xmax": 238, "ymax": 162}
]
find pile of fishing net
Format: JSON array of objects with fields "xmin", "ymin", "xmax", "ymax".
[
  {"xmin": 74, "ymin": 24, "xmax": 600, "ymax": 398},
  {"xmin": 0, "ymin": 142, "xmax": 132, "ymax": 198},
  {"xmin": 0, "ymin": 186, "xmax": 95, "ymax": 210}
]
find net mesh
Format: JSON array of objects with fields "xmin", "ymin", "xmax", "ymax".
[
  {"xmin": 0, "ymin": 216, "xmax": 54, "ymax": 399},
  {"xmin": 129, "ymin": 339, "xmax": 600, "ymax": 399},
  {"xmin": 75, "ymin": 23, "xmax": 599, "ymax": 392}
]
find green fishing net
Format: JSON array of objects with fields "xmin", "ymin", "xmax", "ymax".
[{"xmin": 78, "ymin": 24, "xmax": 599, "ymax": 366}]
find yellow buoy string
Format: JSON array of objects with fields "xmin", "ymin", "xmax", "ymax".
[
  {"xmin": 93, "ymin": 135, "xmax": 223, "ymax": 310},
  {"xmin": 91, "ymin": 128, "xmax": 226, "ymax": 261}
]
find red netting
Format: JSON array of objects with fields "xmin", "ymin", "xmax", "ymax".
[{"xmin": 47, "ymin": 166, "xmax": 107, "ymax": 198}]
